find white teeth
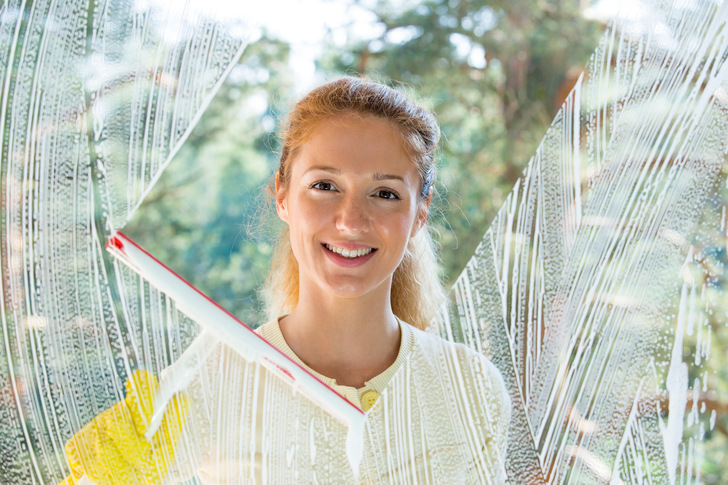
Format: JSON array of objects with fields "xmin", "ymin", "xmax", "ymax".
[{"xmin": 325, "ymin": 244, "xmax": 374, "ymax": 258}]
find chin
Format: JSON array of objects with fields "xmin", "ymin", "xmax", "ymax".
[
  {"xmin": 328, "ymin": 284, "xmax": 369, "ymax": 298},
  {"xmin": 324, "ymin": 277, "xmax": 390, "ymax": 301}
]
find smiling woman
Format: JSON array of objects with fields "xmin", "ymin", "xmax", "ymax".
[
  {"xmin": 267, "ymin": 77, "xmax": 443, "ymax": 328},
  {"xmin": 274, "ymin": 112, "xmax": 432, "ymax": 388},
  {"xmin": 253, "ymin": 76, "xmax": 511, "ymax": 480},
  {"xmin": 63, "ymin": 76, "xmax": 511, "ymax": 484}
]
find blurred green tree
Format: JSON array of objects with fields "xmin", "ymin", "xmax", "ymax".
[
  {"xmin": 320, "ymin": 0, "xmax": 601, "ymax": 280},
  {"xmin": 124, "ymin": 36, "xmax": 296, "ymax": 325}
]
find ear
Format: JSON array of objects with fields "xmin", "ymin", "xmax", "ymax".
[
  {"xmin": 410, "ymin": 188, "xmax": 432, "ymax": 237},
  {"xmin": 275, "ymin": 171, "xmax": 289, "ymax": 224}
]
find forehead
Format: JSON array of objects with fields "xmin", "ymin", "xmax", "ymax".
[{"xmin": 290, "ymin": 113, "xmax": 416, "ymax": 177}]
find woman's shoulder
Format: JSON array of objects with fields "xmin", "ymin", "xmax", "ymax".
[
  {"xmin": 253, "ymin": 318, "xmax": 279, "ymax": 339},
  {"xmin": 407, "ymin": 323, "xmax": 494, "ymax": 365},
  {"xmin": 407, "ymin": 324, "xmax": 510, "ymax": 405}
]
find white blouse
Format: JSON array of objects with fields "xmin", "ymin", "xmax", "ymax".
[{"xmin": 170, "ymin": 317, "xmax": 510, "ymax": 484}]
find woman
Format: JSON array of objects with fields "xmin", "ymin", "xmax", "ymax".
[{"xmin": 64, "ymin": 77, "xmax": 510, "ymax": 484}]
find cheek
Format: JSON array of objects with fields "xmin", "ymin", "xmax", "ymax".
[
  {"xmin": 286, "ymin": 198, "xmax": 325, "ymax": 245},
  {"xmin": 380, "ymin": 211, "xmax": 416, "ymax": 242}
]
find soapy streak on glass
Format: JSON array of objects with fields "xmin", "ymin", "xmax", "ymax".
[
  {"xmin": 0, "ymin": 0, "xmax": 727, "ymax": 483},
  {"xmin": 0, "ymin": 0, "xmax": 248, "ymax": 482},
  {"xmin": 442, "ymin": 1, "xmax": 728, "ymax": 482}
]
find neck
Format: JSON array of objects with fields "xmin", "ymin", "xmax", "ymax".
[{"xmin": 278, "ymin": 285, "xmax": 401, "ymax": 388}]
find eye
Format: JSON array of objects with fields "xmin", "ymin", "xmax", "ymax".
[
  {"xmin": 311, "ymin": 181, "xmax": 335, "ymax": 191},
  {"xmin": 375, "ymin": 190, "xmax": 400, "ymax": 200}
]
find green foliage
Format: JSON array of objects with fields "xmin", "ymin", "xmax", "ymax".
[
  {"xmin": 320, "ymin": 0, "xmax": 601, "ymax": 280},
  {"xmin": 124, "ymin": 37, "xmax": 295, "ymax": 326},
  {"xmin": 125, "ymin": 1, "xmax": 603, "ymax": 320}
]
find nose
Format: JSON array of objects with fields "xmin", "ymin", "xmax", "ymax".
[{"xmin": 335, "ymin": 195, "xmax": 370, "ymax": 235}]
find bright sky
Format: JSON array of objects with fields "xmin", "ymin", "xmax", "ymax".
[
  {"xmin": 169, "ymin": 0, "xmax": 383, "ymax": 90},
  {"xmin": 245, "ymin": 0, "xmax": 382, "ymax": 89},
  {"xmin": 149, "ymin": 0, "xmax": 642, "ymax": 91}
]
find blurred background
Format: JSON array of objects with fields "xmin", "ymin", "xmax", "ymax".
[
  {"xmin": 124, "ymin": 0, "xmax": 603, "ymax": 323},
  {"xmin": 99, "ymin": 0, "xmax": 727, "ymax": 481},
  {"xmin": 3, "ymin": 0, "xmax": 727, "ymax": 481}
]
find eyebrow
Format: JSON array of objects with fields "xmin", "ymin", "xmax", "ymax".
[
  {"xmin": 305, "ymin": 166, "xmax": 409, "ymax": 185},
  {"xmin": 373, "ymin": 172, "xmax": 408, "ymax": 185},
  {"xmin": 305, "ymin": 166, "xmax": 342, "ymax": 175}
]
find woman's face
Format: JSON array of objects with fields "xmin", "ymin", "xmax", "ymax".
[{"xmin": 276, "ymin": 113, "xmax": 429, "ymax": 301}]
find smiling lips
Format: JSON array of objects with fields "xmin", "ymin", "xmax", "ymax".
[
  {"xmin": 322, "ymin": 243, "xmax": 378, "ymax": 269},
  {"xmin": 324, "ymin": 243, "xmax": 375, "ymax": 258}
]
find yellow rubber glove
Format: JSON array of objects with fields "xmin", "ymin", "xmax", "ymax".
[{"xmin": 63, "ymin": 370, "xmax": 188, "ymax": 485}]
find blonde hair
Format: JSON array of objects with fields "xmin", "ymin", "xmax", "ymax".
[{"xmin": 265, "ymin": 77, "xmax": 447, "ymax": 330}]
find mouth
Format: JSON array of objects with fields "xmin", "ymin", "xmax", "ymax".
[{"xmin": 323, "ymin": 243, "xmax": 376, "ymax": 259}]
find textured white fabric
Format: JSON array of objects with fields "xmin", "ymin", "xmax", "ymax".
[
  {"xmin": 255, "ymin": 317, "xmax": 415, "ymax": 407},
  {"xmin": 175, "ymin": 318, "xmax": 510, "ymax": 484}
]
